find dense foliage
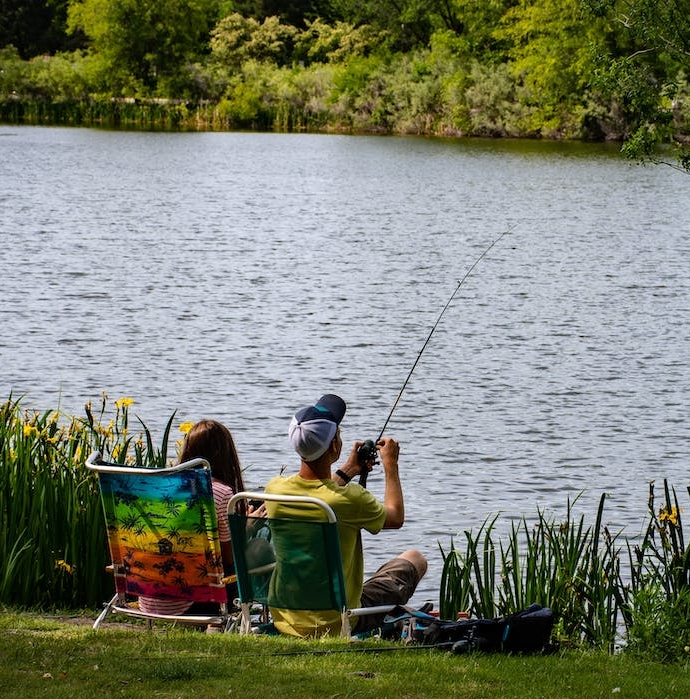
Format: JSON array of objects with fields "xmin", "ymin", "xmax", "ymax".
[{"xmin": 1, "ymin": 3, "xmax": 689, "ymax": 161}]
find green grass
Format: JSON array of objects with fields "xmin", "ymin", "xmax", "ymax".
[{"xmin": 1, "ymin": 610, "xmax": 689, "ymax": 699}]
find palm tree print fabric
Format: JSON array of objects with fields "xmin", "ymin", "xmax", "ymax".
[{"xmin": 97, "ymin": 466, "xmax": 227, "ymax": 603}]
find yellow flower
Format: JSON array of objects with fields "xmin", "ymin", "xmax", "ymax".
[
  {"xmin": 659, "ymin": 506, "xmax": 681, "ymax": 527},
  {"xmin": 55, "ymin": 559, "xmax": 75, "ymax": 575},
  {"xmin": 115, "ymin": 397, "xmax": 134, "ymax": 410},
  {"xmin": 178, "ymin": 421, "xmax": 195, "ymax": 435},
  {"xmin": 23, "ymin": 424, "xmax": 39, "ymax": 439}
]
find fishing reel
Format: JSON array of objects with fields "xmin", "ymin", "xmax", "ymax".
[
  {"xmin": 357, "ymin": 439, "xmax": 377, "ymax": 466},
  {"xmin": 357, "ymin": 439, "xmax": 377, "ymax": 486}
]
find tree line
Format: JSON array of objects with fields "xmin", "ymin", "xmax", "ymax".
[{"xmin": 1, "ymin": 0, "xmax": 689, "ymax": 169}]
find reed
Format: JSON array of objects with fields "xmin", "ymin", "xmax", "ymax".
[
  {"xmin": 440, "ymin": 486, "xmax": 690, "ymax": 657},
  {"xmin": 438, "ymin": 514, "xmax": 500, "ymax": 620},
  {"xmin": 621, "ymin": 480, "xmax": 690, "ymax": 660},
  {"xmin": 0, "ymin": 394, "xmax": 177, "ymax": 609},
  {"xmin": 630, "ymin": 480, "xmax": 690, "ymax": 598},
  {"xmin": 0, "ymin": 98, "xmax": 197, "ymax": 130},
  {"xmin": 440, "ymin": 494, "xmax": 626, "ymax": 651}
]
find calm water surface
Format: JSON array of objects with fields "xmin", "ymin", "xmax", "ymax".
[{"xmin": 2, "ymin": 126, "xmax": 689, "ymax": 604}]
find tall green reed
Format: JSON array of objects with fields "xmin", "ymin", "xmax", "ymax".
[
  {"xmin": 440, "ymin": 494, "xmax": 623, "ymax": 650},
  {"xmin": 439, "ymin": 514, "xmax": 500, "ymax": 620},
  {"xmin": 628, "ymin": 480, "xmax": 690, "ymax": 599},
  {"xmin": 0, "ymin": 394, "xmax": 179, "ymax": 609},
  {"xmin": 621, "ymin": 480, "xmax": 690, "ymax": 660}
]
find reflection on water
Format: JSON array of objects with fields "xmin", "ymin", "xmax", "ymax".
[{"xmin": 1, "ymin": 126, "xmax": 689, "ymax": 603}]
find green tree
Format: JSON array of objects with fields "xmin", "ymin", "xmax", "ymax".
[
  {"xmin": 333, "ymin": 0, "xmax": 513, "ymax": 52},
  {"xmin": 210, "ymin": 13, "xmax": 298, "ymax": 69},
  {"xmin": 0, "ymin": 0, "xmax": 84, "ymax": 58},
  {"xmin": 496, "ymin": 0, "xmax": 616, "ymax": 137},
  {"xmin": 582, "ymin": 0, "xmax": 690, "ymax": 171},
  {"xmin": 333, "ymin": 0, "xmax": 437, "ymax": 49},
  {"xmin": 232, "ymin": 0, "xmax": 339, "ymax": 26},
  {"xmin": 67, "ymin": 0, "xmax": 223, "ymax": 94},
  {"xmin": 294, "ymin": 18, "xmax": 387, "ymax": 64},
  {"xmin": 443, "ymin": 0, "xmax": 512, "ymax": 62}
]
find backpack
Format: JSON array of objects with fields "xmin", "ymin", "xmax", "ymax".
[{"xmin": 384, "ymin": 603, "xmax": 554, "ymax": 654}]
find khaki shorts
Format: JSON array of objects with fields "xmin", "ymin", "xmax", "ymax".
[{"xmin": 356, "ymin": 557, "xmax": 421, "ymax": 632}]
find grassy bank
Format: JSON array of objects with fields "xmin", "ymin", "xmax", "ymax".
[{"xmin": 1, "ymin": 610, "xmax": 688, "ymax": 699}]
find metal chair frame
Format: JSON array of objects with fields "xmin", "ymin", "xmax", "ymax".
[{"xmin": 229, "ymin": 491, "xmax": 393, "ymax": 637}]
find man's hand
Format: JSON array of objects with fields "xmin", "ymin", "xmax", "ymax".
[
  {"xmin": 334, "ymin": 441, "xmax": 375, "ymax": 484},
  {"xmin": 377, "ymin": 437, "xmax": 400, "ymax": 475}
]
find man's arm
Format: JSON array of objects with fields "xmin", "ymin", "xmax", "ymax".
[
  {"xmin": 333, "ymin": 438, "xmax": 404, "ymax": 528},
  {"xmin": 379, "ymin": 438, "xmax": 404, "ymax": 529}
]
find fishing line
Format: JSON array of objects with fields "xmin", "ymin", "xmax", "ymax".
[
  {"xmin": 269, "ymin": 643, "xmax": 438, "ymax": 656},
  {"xmin": 120, "ymin": 643, "xmax": 438, "ymax": 660},
  {"xmin": 359, "ymin": 225, "xmax": 516, "ymax": 486}
]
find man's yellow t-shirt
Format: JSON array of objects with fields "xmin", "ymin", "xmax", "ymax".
[{"xmin": 263, "ymin": 474, "xmax": 386, "ymax": 637}]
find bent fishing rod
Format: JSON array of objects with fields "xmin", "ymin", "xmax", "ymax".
[{"xmin": 357, "ymin": 225, "xmax": 515, "ymax": 487}]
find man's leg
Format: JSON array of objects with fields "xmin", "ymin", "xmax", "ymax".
[
  {"xmin": 398, "ymin": 549, "xmax": 428, "ymax": 580},
  {"xmin": 356, "ymin": 549, "xmax": 428, "ymax": 632}
]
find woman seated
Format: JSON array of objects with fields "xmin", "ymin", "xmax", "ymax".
[{"xmin": 138, "ymin": 419, "xmax": 264, "ymax": 615}]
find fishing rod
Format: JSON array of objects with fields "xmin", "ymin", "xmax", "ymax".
[{"xmin": 357, "ymin": 226, "xmax": 515, "ymax": 487}]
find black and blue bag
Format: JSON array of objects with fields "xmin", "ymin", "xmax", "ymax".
[{"xmin": 384, "ymin": 603, "xmax": 554, "ymax": 654}]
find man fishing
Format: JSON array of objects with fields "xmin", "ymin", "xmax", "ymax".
[{"xmin": 264, "ymin": 393, "xmax": 427, "ymax": 637}]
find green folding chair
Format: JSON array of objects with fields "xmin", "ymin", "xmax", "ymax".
[{"xmin": 228, "ymin": 491, "xmax": 394, "ymax": 637}]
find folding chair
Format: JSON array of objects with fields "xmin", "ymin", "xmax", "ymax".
[
  {"xmin": 228, "ymin": 491, "xmax": 394, "ymax": 638},
  {"xmin": 87, "ymin": 451, "xmax": 236, "ymax": 631}
]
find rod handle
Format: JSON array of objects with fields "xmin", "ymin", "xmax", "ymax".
[{"xmin": 357, "ymin": 439, "xmax": 377, "ymax": 487}]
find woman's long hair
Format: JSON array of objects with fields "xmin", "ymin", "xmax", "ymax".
[{"xmin": 179, "ymin": 419, "xmax": 246, "ymax": 497}]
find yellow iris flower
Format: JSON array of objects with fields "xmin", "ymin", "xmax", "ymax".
[{"xmin": 659, "ymin": 506, "xmax": 681, "ymax": 527}]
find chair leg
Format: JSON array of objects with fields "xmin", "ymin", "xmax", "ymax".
[
  {"xmin": 239, "ymin": 603, "xmax": 253, "ymax": 634},
  {"xmin": 341, "ymin": 610, "xmax": 352, "ymax": 638},
  {"xmin": 93, "ymin": 593, "xmax": 118, "ymax": 630}
]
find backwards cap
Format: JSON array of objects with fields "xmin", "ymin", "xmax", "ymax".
[{"xmin": 288, "ymin": 394, "xmax": 346, "ymax": 461}]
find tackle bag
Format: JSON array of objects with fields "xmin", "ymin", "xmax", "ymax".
[{"xmin": 384, "ymin": 603, "xmax": 554, "ymax": 654}]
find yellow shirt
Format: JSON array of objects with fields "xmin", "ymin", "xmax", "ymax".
[{"xmin": 264, "ymin": 474, "xmax": 386, "ymax": 637}]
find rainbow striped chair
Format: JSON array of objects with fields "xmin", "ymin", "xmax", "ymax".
[{"xmin": 87, "ymin": 452, "xmax": 236, "ymax": 631}]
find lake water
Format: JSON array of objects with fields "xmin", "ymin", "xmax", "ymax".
[{"xmin": 2, "ymin": 125, "xmax": 689, "ymax": 605}]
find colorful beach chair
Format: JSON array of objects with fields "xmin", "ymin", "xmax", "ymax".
[
  {"xmin": 87, "ymin": 452, "xmax": 236, "ymax": 631},
  {"xmin": 228, "ymin": 491, "xmax": 394, "ymax": 637}
]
